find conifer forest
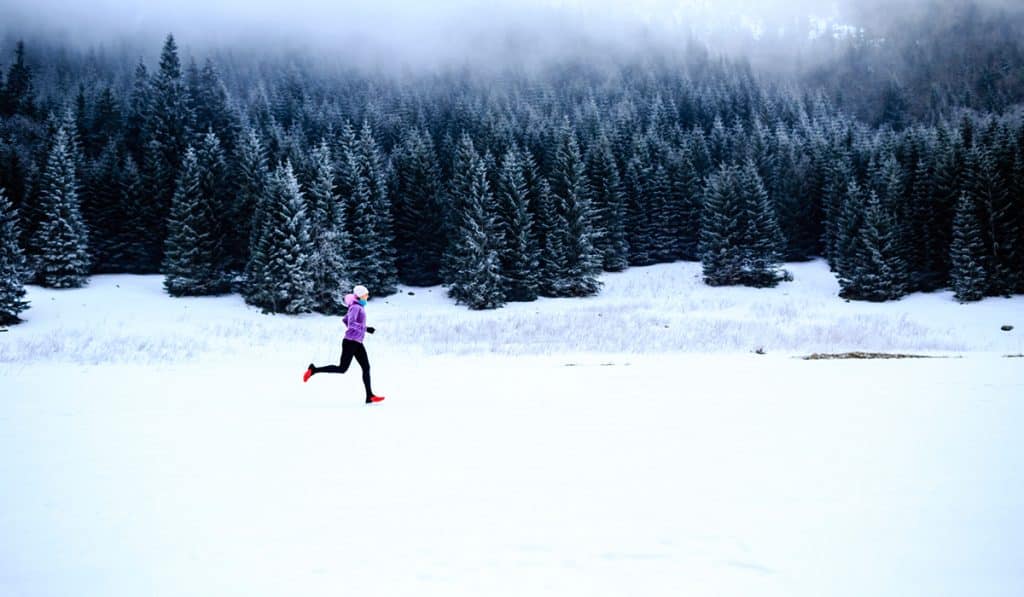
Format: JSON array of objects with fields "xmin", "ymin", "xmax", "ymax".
[{"xmin": 1, "ymin": 0, "xmax": 1023, "ymax": 323}]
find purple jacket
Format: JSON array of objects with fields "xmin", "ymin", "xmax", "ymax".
[{"xmin": 343, "ymin": 293, "xmax": 367, "ymax": 343}]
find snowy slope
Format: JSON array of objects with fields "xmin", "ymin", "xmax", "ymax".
[{"xmin": 1, "ymin": 262, "xmax": 1023, "ymax": 597}]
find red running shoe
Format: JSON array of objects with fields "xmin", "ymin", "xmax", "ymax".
[
  {"xmin": 367, "ymin": 395, "xmax": 386, "ymax": 404},
  {"xmin": 303, "ymin": 364, "xmax": 315, "ymax": 383}
]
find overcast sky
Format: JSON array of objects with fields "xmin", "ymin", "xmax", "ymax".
[{"xmin": 1, "ymin": 1, "xmax": 1019, "ymax": 70}]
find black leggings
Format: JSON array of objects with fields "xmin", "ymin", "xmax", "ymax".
[{"xmin": 313, "ymin": 339, "xmax": 373, "ymax": 399}]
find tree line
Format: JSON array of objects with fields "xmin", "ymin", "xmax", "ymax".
[{"xmin": 1, "ymin": 32, "xmax": 1022, "ymax": 325}]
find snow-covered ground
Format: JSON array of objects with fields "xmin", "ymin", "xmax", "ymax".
[{"xmin": 2, "ymin": 261, "xmax": 1023, "ymax": 597}]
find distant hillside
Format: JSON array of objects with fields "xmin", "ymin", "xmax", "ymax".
[{"xmin": 801, "ymin": 0, "xmax": 1024, "ymax": 126}]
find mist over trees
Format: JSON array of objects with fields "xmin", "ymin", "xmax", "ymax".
[{"xmin": 0, "ymin": 0, "xmax": 1022, "ymax": 318}]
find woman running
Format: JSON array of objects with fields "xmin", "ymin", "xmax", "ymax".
[{"xmin": 303, "ymin": 284, "xmax": 385, "ymax": 404}]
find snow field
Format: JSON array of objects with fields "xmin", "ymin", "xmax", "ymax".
[
  {"xmin": 1, "ymin": 260, "xmax": 1023, "ymax": 596},
  {"xmin": 1, "ymin": 355, "xmax": 1022, "ymax": 596}
]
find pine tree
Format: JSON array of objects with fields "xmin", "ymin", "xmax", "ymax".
[
  {"xmin": 195, "ymin": 130, "xmax": 229, "ymax": 267},
  {"xmin": 548, "ymin": 125, "xmax": 602, "ymax": 297},
  {"xmin": 147, "ymin": 34, "xmax": 194, "ymax": 262},
  {"xmin": 964, "ymin": 145, "xmax": 1013, "ymax": 296},
  {"xmin": 833, "ymin": 180, "xmax": 866, "ymax": 283},
  {"xmin": 821, "ymin": 150, "xmax": 854, "ymax": 267},
  {"xmin": 0, "ymin": 138, "xmax": 27, "ymax": 224},
  {"xmin": 442, "ymin": 134, "xmax": 482, "ymax": 286},
  {"xmin": 669, "ymin": 143, "xmax": 703, "ymax": 261},
  {"xmin": 930, "ymin": 131, "xmax": 965, "ymax": 283},
  {"xmin": 245, "ymin": 162, "xmax": 316, "ymax": 314},
  {"xmin": 839, "ymin": 190, "xmax": 909, "ymax": 302},
  {"xmin": 906, "ymin": 153, "xmax": 948, "ymax": 291},
  {"xmin": 1, "ymin": 41, "xmax": 35, "ymax": 117},
  {"xmin": 740, "ymin": 160, "xmax": 787, "ymax": 287},
  {"xmin": 31, "ymin": 128, "xmax": 91, "ymax": 288},
  {"xmin": 968, "ymin": 144, "xmax": 1020, "ymax": 296},
  {"xmin": 188, "ymin": 59, "xmax": 238, "ymax": 153},
  {"xmin": 349, "ymin": 123, "xmax": 398, "ymax": 296},
  {"xmin": 647, "ymin": 163, "xmax": 675, "ymax": 263},
  {"xmin": 699, "ymin": 162, "xmax": 785, "ymax": 288},
  {"xmin": 392, "ymin": 128, "xmax": 444, "ymax": 286},
  {"xmin": 72, "ymin": 85, "xmax": 89, "ymax": 160},
  {"xmin": 696, "ymin": 166, "xmax": 742, "ymax": 287},
  {"xmin": 533, "ymin": 177, "xmax": 566, "ymax": 293},
  {"xmin": 0, "ymin": 187, "xmax": 29, "ymax": 325},
  {"xmin": 949, "ymin": 193, "xmax": 987, "ymax": 303},
  {"xmin": 46, "ymin": 107, "xmax": 87, "ymax": 180},
  {"xmin": 234, "ymin": 126, "xmax": 269, "ymax": 271},
  {"xmin": 587, "ymin": 137, "xmax": 629, "ymax": 271},
  {"xmin": 447, "ymin": 151, "xmax": 505, "ymax": 310},
  {"xmin": 1011, "ymin": 150, "xmax": 1024, "ymax": 293},
  {"xmin": 623, "ymin": 149, "xmax": 655, "ymax": 266},
  {"xmin": 306, "ymin": 140, "xmax": 350, "ymax": 313},
  {"xmin": 163, "ymin": 146, "xmax": 226, "ymax": 296},
  {"xmin": 495, "ymin": 146, "xmax": 540, "ymax": 301}
]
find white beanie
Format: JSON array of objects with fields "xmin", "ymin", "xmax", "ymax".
[{"xmin": 353, "ymin": 285, "xmax": 369, "ymax": 298}]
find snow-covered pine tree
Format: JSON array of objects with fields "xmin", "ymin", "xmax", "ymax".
[
  {"xmin": 949, "ymin": 193, "xmax": 988, "ymax": 303},
  {"xmin": 699, "ymin": 164, "xmax": 742, "ymax": 286},
  {"xmin": 739, "ymin": 160, "xmax": 786, "ymax": 287},
  {"xmin": 533, "ymin": 177, "xmax": 567, "ymax": 294},
  {"xmin": 195, "ymin": 130, "xmax": 229, "ymax": 270},
  {"xmin": 448, "ymin": 151, "xmax": 505, "ymax": 310},
  {"xmin": 45, "ymin": 107, "xmax": 86, "ymax": 186},
  {"xmin": 188, "ymin": 59, "xmax": 238, "ymax": 153},
  {"xmin": 821, "ymin": 149, "xmax": 854, "ymax": 268},
  {"xmin": 392, "ymin": 128, "xmax": 444, "ymax": 286},
  {"xmin": 833, "ymin": 179, "xmax": 865, "ymax": 283},
  {"xmin": 708, "ymin": 116, "xmax": 729, "ymax": 166},
  {"xmin": 162, "ymin": 148, "xmax": 201, "ymax": 295},
  {"xmin": 623, "ymin": 146, "xmax": 655, "ymax": 266},
  {"xmin": 442, "ymin": 133, "xmax": 481, "ymax": 290},
  {"xmin": 31, "ymin": 127, "xmax": 90, "ymax": 288},
  {"xmin": 869, "ymin": 153, "xmax": 914, "ymax": 281},
  {"xmin": 548, "ymin": 123, "xmax": 602, "ymax": 297},
  {"xmin": 0, "ymin": 138, "xmax": 27, "ymax": 232},
  {"xmin": 669, "ymin": 142, "xmax": 703, "ymax": 261},
  {"xmin": 147, "ymin": 34, "xmax": 194, "ymax": 263},
  {"xmin": 0, "ymin": 186, "xmax": 29, "ymax": 325},
  {"xmin": 495, "ymin": 145, "xmax": 540, "ymax": 301},
  {"xmin": 72, "ymin": 85, "xmax": 89, "ymax": 160},
  {"xmin": 586, "ymin": 136, "xmax": 629, "ymax": 271},
  {"xmin": 234, "ymin": 126, "xmax": 269, "ymax": 272},
  {"xmin": 0, "ymin": 41, "xmax": 35, "ymax": 118},
  {"xmin": 1011, "ymin": 150, "xmax": 1024, "ymax": 293},
  {"xmin": 839, "ymin": 190, "xmax": 909, "ymax": 302},
  {"xmin": 163, "ymin": 146, "xmax": 227, "ymax": 296},
  {"xmin": 647, "ymin": 163, "xmax": 675, "ymax": 263},
  {"xmin": 245, "ymin": 161, "xmax": 316, "ymax": 314},
  {"xmin": 963, "ymin": 145, "xmax": 1010, "ymax": 296},
  {"xmin": 306, "ymin": 140, "xmax": 350, "ymax": 314},
  {"xmin": 967, "ymin": 144, "xmax": 1020, "ymax": 296},
  {"xmin": 699, "ymin": 161, "xmax": 785, "ymax": 288},
  {"xmin": 349, "ymin": 122, "xmax": 397, "ymax": 296}
]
